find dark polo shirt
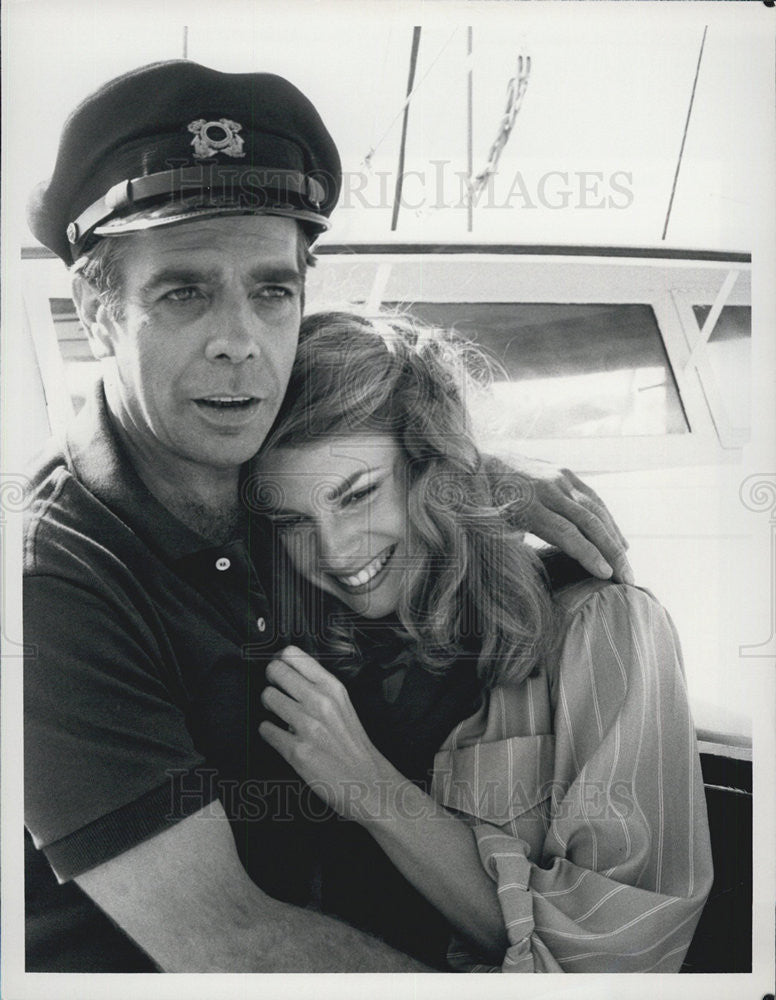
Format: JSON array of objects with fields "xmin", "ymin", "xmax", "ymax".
[
  {"xmin": 23, "ymin": 381, "xmax": 480, "ymax": 972},
  {"xmin": 23, "ymin": 382, "xmax": 322, "ymax": 970}
]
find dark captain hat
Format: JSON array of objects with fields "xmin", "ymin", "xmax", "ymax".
[{"xmin": 27, "ymin": 60, "xmax": 342, "ymax": 264}]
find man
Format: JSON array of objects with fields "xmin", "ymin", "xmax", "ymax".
[{"xmin": 23, "ymin": 60, "xmax": 632, "ymax": 973}]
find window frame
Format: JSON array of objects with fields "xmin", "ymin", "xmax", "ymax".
[
  {"xmin": 306, "ymin": 245, "xmax": 752, "ymax": 472},
  {"xmin": 22, "ymin": 244, "xmax": 752, "ymax": 474}
]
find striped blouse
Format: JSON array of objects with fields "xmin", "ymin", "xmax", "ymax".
[{"xmin": 430, "ymin": 579, "xmax": 713, "ymax": 973}]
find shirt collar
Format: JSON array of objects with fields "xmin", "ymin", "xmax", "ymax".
[{"xmin": 64, "ymin": 378, "xmax": 248, "ymax": 563}]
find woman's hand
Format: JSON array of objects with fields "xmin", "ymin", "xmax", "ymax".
[
  {"xmin": 260, "ymin": 647, "xmax": 509, "ymax": 963},
  {"xmin": 258, "ymin": 646, "xmax": 399, "ymax": 822}
]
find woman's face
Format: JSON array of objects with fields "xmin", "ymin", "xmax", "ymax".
[{"xmin": 255, "ymin": 433, "xmax": 413, "ymax": 618}]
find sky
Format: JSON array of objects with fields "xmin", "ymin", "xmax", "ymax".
[{"xmin": 4, "ymin": 0, "xmax": 772, "ymax": 251}]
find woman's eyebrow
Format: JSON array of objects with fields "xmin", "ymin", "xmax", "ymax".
[{"xmin": 328, "ymin": 464, "xmax": 389, "ymax": 503}]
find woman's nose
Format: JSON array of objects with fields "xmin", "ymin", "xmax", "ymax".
[{"xmin": 316, "ymin": 514, "xmax": 369, "ymax": 569}]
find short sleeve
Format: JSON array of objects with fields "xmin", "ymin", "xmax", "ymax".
[{"xmin": 24, "ymin": 571, "xmax": 214, "ymax": 881}]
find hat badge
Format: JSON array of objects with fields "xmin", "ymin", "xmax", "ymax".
[{"xmin": 187, "ymin": 118, "xmax": 246, "ymax": 159}]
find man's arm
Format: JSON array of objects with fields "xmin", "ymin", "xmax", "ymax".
[
  {"xmin": 483, "ymin": 452, "xmax": 634, "ymax": 583},
  {"xmin": 76, "ymin": 799, "xmax": 431, "ymax": 973}
]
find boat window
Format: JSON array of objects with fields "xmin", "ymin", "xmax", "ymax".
[{"xmin": 390, "ymin": 302, "xmax": 689, "ymax": 439}]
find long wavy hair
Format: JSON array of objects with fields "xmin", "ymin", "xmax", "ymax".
[{"xmin": 254, "ymin": 310, "xmax": 555, "ymax": 689}]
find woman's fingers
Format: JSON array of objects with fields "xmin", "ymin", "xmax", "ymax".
[
  {"xmin": 258, "ymin": 719, "xmax": 295, "ymax": 759},
  {"xmin": 260, "ymin": 684, "xmax": 308, "ymax": 731},
  {"xmin": 264, "ymin": 657, "xmax": 312, "ymax": 703},
  {"xmin": 279, "ymin": 645, "xmax": 331, "ymax": 679}
]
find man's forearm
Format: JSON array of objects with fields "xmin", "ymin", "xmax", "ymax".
[
  {"xmin": 155, "ymin": 889, "xmax": 433, "ymax": 973},
  {"xmin": 75, "ymin": 803, "xmax": 433, "ymax": 974}
]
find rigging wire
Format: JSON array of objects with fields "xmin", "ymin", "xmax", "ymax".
[
  {"xmin": 391, "ymin": 26, "xmax": 422, "ymax": 232},
  {"xmin": 363, "ymin": 26, "xmax": 459, "ymax": 170},
  {"xmin": 662, "ymin": 25, "xmax": 708, "ymax": 241},
  {"xmin": 466, "ymin": 27, "xmax": 474, "ymax": 232}
]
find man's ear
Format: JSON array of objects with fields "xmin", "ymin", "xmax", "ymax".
[{"xmin": 71, "ymin": 275, "xmax": 117, "ymax": 360}]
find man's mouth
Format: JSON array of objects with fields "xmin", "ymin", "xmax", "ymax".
[{"xmin": 328, "ymin": 544, "xmax": 397, "ymax": 592}]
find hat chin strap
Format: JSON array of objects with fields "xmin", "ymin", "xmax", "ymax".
[{"xmin": 67, "ymin": 164, "xmax": 330, "ymax": 249}]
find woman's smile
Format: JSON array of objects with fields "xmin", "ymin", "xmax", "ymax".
[
  {"xmin": 255, "ymin": 434, "xmax": 410, "ymax": 618},
  {"xmin": 326, "ymin": 543, "xmax": 398, "ymax": 593}
]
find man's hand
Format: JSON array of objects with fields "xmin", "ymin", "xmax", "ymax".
[{"xmin": 485, "ymin": 453, "xmax": 634, "ymax": 584}]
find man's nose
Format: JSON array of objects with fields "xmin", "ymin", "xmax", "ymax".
[{"xmin": 204, "ymin": 296, "xmax": 261, "ymax": 363}]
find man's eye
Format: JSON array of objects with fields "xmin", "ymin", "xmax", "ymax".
[
  {"xmin": 163, "ymin": 287, "xmax": 203, "ymax": 303},
  {"xmin": 256, "ymin": 285, "xmax": 296, "ymax": 301},
  {"xmin": 342, "ymin": 483, "xmax": 378, "ymax": 508}
]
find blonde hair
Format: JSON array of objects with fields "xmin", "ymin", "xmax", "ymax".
[{"xmin": 255, "ymin": 311, "xmax": 554, "ymax": 689}]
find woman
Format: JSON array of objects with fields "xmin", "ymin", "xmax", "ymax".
[{"xmin": 252, "ymin": 311, "xmax": 713, "ymax": 973}]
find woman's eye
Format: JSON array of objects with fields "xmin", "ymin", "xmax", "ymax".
[
  {"xmin": 271, "ymin": 514, "xmax": 310, "ymax": 528},
  {"xmin": 342, "ymin": 483, "xmax": 378, "ymax": 508}
]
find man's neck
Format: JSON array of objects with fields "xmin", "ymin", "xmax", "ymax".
[
  {"xmin": 109, "ymin": 414, "xmax": 243, "ymax": 545},
  {"xmin": 160, "ymin": 492, "xmax": 243, "ymax": 545}
]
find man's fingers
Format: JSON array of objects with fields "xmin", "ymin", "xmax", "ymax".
[
  {"xmin": 533, "ymin": 509, "xmax": 615, "ymax": 579},
  {"xmin": 545, "ymin": 488, "xmax": 633, "ymax": 582},
  {"xmin": 564, "ymin": 471, "xmax": 630, "ymax": 551},
  {"xmin": 538, "ymin": 502, "xmax": 635, "ymax": 583}
]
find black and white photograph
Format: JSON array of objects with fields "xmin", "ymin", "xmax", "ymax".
[{"xmin": 1, "ymin": 1, "xmax": 774, "ymax": 998}]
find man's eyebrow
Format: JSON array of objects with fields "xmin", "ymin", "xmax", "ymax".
[
  {"xmin": 246, "ymin": 266, "xmax": 303, "ymax": 287},
  {"xmin": 140, "ymin": 268, "xmax": 219, "ymax": 295},
  {"xmin": 140, "ymin": 265, "xmax": 303, "ymax": 296}
]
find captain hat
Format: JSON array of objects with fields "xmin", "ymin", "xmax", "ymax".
[{"xmin": 27, "ymin": 60, "xmax": 342, "ymax": 265}]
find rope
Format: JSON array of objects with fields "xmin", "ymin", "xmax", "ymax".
[{"xmin": 468, "ymin": 53, "xmax": 531, "ymax": 206}]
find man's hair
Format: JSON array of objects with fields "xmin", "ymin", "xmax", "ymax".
[
  {"xmin": 257, "ymin": 310, "xmax": 555, "ymax": 689},
  {"xmin": 70, "ymin": 222, "xmax": 315, "ymax": 319}
]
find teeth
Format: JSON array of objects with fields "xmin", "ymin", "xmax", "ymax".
[
  {"xmin": 336, "ymin": 547, "xmax": 394, "ymax": 588},
  {"xmin": 198, "ymin": 396, "xmax": 254, "ymax": 408}
]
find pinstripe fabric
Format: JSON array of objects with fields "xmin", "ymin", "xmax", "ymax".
[{"xmin": 431, "ymin": 580, "xmax": 713, "ymax": 973}]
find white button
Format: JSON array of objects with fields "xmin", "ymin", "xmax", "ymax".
[
  {"xmin": 216, "ymin": 557, "xmax": 231, "ymax": 571},
  {"xmin": 256, "ymin": 617, "xmax": 266, "ymax": 632}
]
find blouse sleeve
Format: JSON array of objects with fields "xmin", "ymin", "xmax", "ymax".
[{"xmin": 438, "ymin": 584, "xmax": 713, "ymax": 973}]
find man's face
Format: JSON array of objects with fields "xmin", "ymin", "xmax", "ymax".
[{"xmin": 93, "ymin": 215, "xmax": 303, "ymax": 480}]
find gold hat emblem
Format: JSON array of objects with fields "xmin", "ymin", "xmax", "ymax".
[{"xmin": 187, "ymin": 118, "xmax": 245, "ymax": 159}]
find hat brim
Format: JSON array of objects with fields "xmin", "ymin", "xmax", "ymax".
[{"xmin": 93, "ymin": 203, "xmax": 331, "ymax": 240}]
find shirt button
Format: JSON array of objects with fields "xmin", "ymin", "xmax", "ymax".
[
  {"xmin": 256, "ymin": 617, "xmax": 267, "ymax": 632},
  {"xmin": 216, "ymin": 557, "xmax": 231, "ymax": 571}
]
